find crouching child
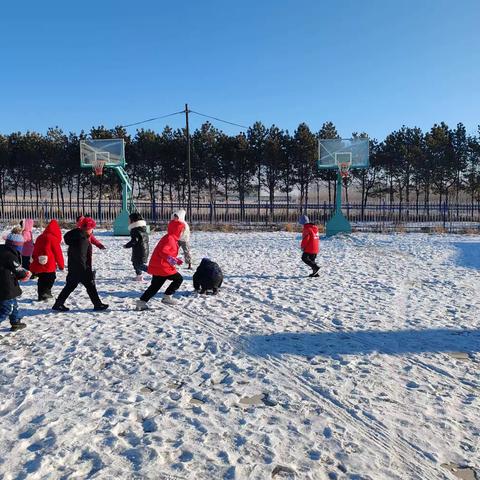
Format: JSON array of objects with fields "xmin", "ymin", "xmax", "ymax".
[
  {"xmin": 136, "ymin": 218, "xmax": 184, "ymax": 310},
  {"xmin": 193, "ymin": 258, "xmax": 223, "ymax": 295},
  {"xmin": 0, "ymin": 231, "xmax": 32, "ymax": 331}
]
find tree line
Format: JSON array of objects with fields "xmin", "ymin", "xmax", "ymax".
[{"xmin": 1, "ymin": 121, "xmax": 479, "ymax": 216}]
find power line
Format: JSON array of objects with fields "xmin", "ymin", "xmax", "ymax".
[
  {"xmin": 189, "ymin": 109, "xmax": 249, "ymax": 129},
  {"xmin": 120, "ymin": 107, "xmax": 249, "ymax": 130},
  {"xmin": 120, "ymin": 110, "xmax": 184, "ymax": 128}
]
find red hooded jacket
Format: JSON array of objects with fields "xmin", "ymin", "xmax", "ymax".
[
  {"xmin": 301, "ymin": 223, "xmax": 320, "ymax": 254},
  {"xmin": 148, "ymin": 220, "xmax": 184, "ymax": 276},
  {"xmin": 30, "ymin": 220, "xmax": 65, "ymax": 273}
]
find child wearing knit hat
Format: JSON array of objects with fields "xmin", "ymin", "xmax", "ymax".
[
  {"xmin": 299, "ymin": 215, "xmax": 320, "ymax": 277},
  {"xmin": 0, "ymin": 228, "xmax": 32, "ymax": 331}
]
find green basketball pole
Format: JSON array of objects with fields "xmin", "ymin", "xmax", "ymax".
[
  {"xmin": 112, "ymin": 165, "xmax": 133, "ymax": 236},
  {"xmin": 326, "ymin": 171, "xmax": 352, "ymax": 237}
]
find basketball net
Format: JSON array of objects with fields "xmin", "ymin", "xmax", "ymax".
[
  {"xmin": 93, "ymin": 160, "xmax": 106, "ymax": 176},
  {"xmin": 339, "ymin": 162, "xmax": 351, "ymax": 180}
]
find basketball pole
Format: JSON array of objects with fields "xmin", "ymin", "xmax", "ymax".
[
  {"xmin": 326, "ymin": 171, "xmax": 352, "ymax": 236},
  {"xmin": 185, "ymin": 103, "xmax": 192, "ymax": 220}
]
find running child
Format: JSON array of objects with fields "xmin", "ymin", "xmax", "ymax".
[
  {"xmin": 53, "ymin": 217, "xmax": 108, "ymax": 311},
  {"xmin": 136, "ymin": 218, "xmax": 184, "ymax": 310},
  {"xmin": 299, "ymin": 215, "xmax": 320, "ymax": 277}
]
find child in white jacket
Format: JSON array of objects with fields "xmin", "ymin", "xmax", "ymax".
[{"xmin": 171, "ymin": 209, "xmax": 192, "ymax": 269}]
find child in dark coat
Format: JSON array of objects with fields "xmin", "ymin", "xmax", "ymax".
[
  {"xmin": 299, "ymin": 215, "xmax": 320, "ymax": 277},
  {"xmin": 0, "ymin": 231, "xmax": 32, "ymax": 331},
  {"xmin": 124, "ymin": 212, "xmax": 149, "ymax": 281},
  {"xmin": 193, "ymin": 258, "xmax": 223, "ymax": 295},
  {"xmin": 52, "ymin": 217, "xmax": 108, "ymax": 312}
]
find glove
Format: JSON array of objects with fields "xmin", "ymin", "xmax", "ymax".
[
  {"xmin": 99, "ymin": 245, "xmax": 106, "ymax": 250},
  {"xmin": 166, "ymin": 256, "xmax": 183, "ymax": 266},
  {"xmin": 20, "ymin": 271, "xmax": 32, "ymax": 282}
]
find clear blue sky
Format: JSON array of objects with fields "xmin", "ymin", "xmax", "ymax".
[{"xmin": 1, "ymin": 0, "xmax": 479, "ymax": 140}]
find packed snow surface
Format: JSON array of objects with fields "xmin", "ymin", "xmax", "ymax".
[{"xmin": 0, "ymin": 231, "xmax": 479, "ymax": 480}]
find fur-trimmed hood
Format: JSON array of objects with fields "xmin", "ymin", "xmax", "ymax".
[
  {"xmin": 170, "ymin": 209, "xmax": 190, "ymax": 242},
  {"xmin": 128, "ymin": 220, "xmax": 147, "ymax": 231},
  {"xmin": 171, "ymin": 209, "xmax": 186, "ymax": 222}
]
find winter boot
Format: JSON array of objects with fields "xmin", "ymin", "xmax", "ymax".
[
  {"xmin": 187, "ymin": 263, "xmax": 192, "ymax": 270},
  {"xmin": 162, "ymin": 295, "xmax": 177, "ymax": 306},
  {"xmin": 52, "ymin": 304, "xmax": 70, "ymax": 312},
  {"xmin": 10, "ymin": 322, "xmax": 27, "ymax": 332},
  {"xmin": 93, "ymin": 303, "xmax": 109, "ymax": 311},
  {"xmin": 135, "ymin": 274, "xmax": 145, "ymax": 282},
  {"xmin": 309, "ymin": 266, "xmax": 320, "ymax": 277},
  {"xmin": 135, "ymin": 299, "xmax": 149, "ymax": 311}
]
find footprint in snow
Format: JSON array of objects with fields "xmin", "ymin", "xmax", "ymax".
[{"xmin": 406, "ymin": 381, "xmax": 420, "ymax": 389}]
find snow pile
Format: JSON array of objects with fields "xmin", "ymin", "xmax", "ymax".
[{"xmin": 0, "ymin": 232, "xmax": 479, "ymax": 479}]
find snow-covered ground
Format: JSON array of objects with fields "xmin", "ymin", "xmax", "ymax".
[{"xmin": 0, "ymin": 231, "xmax": 479, "ymax": 480}]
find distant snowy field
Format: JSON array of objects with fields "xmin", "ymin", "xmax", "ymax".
[{"xmin": 0, "ymin": 231, "xmax": 479, "ymax": 480}]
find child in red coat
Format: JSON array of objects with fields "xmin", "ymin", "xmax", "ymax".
[
  {"xmin": 299, "ymin": 215, "xmax": 320, "ymax": 277},
  {"xmin": 30, "ymin": 220, "xmax": 65, "ymax": 301},
  {"xmin": 136, "ymin": 219, "xmax": 184, "ymax": 310}
]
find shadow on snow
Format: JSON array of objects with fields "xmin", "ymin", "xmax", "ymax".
[
  {"xmin": 452, "ymin": 242, "xmax": 480, "ymax": 270},
  {"xmin": 241, "ymin": 328, "xmax": 480, "ymax": 357}
]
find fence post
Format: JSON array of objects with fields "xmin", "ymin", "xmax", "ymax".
[{"xmin": 443, "ymin": 201, "xmax": 447, "ymax": 230}]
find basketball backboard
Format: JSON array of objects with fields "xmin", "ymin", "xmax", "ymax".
[
  {"xmin": 80, "ymin": 139, "xmax": 126, "ymax": 168},
  {"xmin": 318, "ymin": 138, "xmax": 369, "ymax": 170}
]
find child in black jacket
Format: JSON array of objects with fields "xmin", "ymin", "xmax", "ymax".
[
  {"xmin": 0, "ymin": 232, "xmax": 31, "ymax": 331},
  {"xmin": 52, "ymin": 217, "xmax": 108, "ymax": 312},
  {"xmin": 193, "ymin": 258, "xmax": 223, "ymax": 295},
  {"xmin": 124, "ymin": 213, "xmax": 149, "ymax": 281}
]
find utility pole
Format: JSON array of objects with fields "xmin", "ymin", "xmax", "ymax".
[{"xmin": 185, "ymin": 103, "xmax": 192, "ymax": 219}]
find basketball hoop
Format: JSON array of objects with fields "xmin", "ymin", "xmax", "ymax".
[{"xmin": 93, "ymin": 159, "xmax": 106, "ymax": 176}]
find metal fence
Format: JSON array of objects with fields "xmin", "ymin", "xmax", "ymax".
[{"xmin": 0, "ymin": 199, "xmax": 479, "ymax": 232}]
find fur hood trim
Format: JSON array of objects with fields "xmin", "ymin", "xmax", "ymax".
[{"xmin": 128, "ymin": 220, "xmax": 147, "ymax": 231}]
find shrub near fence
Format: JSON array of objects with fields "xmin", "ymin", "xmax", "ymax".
[{"xmin": 0, "ymin": 199, "xmax": 479, "ymax": 232}]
